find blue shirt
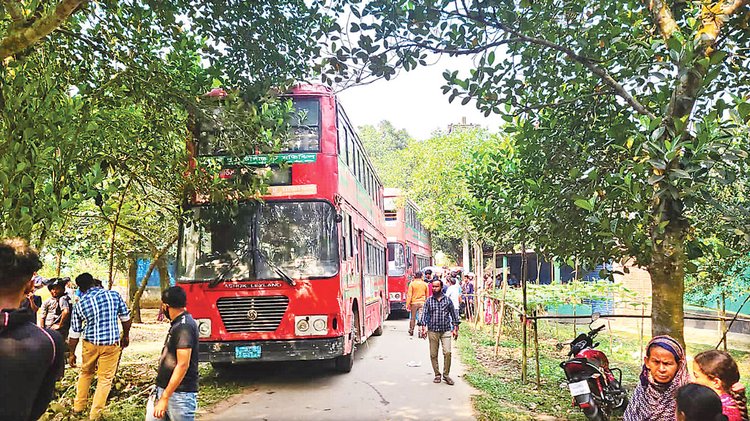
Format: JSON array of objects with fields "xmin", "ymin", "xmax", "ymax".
[
  {"xmin": 69, "ymin": 287, "xmax": 130, "ymax": 345},
  {"xmin": 418, "ymin": 295, "xmax": 460, "ymax": 332}
]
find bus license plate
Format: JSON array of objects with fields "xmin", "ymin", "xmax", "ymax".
[
  {"xmin": 568, "ymin": 380, "xmax": 591, "ymax": 397},
  {"xmin": 235, "ymin": 345, "xmax": 261, "ymax": 359}
]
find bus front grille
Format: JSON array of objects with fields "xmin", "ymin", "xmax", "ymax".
[{"xmin": 216, "ymin": 296, "xmax": 289, "ymax": 333}]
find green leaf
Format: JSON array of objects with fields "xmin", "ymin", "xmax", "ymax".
[
  {"xmin": 574, "ymin": 199, "xmax": 594, "ymax": 211},
  {"xmin": 738, "ymin": 102, "xmax": 750, "ymax": 120}
]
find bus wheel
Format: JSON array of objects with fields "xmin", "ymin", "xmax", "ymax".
[
  {"xmin": 372, "ymin": 302, "xmax": 385, "ymax": 336},
  {"xmin": 334, "ymin": 308, "xmax": 359, "ymax": 373},
  {"xmin": 210, "ymin": 362, "xmax": 232, "ymax": 375},
  {"xmin": 334, "ymin": 348, "xmax": 354, "ymax": 373}
]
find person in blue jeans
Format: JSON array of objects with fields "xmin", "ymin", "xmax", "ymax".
[{"xmin": 147, "ymin": 286, "xmax": 199, "ymax": 421}]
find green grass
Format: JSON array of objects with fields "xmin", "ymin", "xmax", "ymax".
[
  {"xmin": 458, "ymin": 326, "xmax": 588, "ymax": 420},
  {"xmin": 197, "ymin": 364, "xmax": 247, "ymax": 408}
]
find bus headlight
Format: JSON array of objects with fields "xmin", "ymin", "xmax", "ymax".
[
  {"xmin": 313, "ymin": 318, "xmax": 326, "ymax": 332},
  {"xmin": 296, "ymin": 318, "xmax": 310, "ymax": 334},
  {"xmin": 296, "ymin": 315, "xmax": 327, "ymax": 336},
  {"xmin": 197, "ymin": 319, "xmax": 212, "ymax": 338}
]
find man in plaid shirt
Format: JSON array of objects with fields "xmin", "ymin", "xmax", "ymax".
[
  {"xmin": 68, "ymin": 273, "xmax": 131, "ymax": 419},
  {"xmin": 418, "ymin": 278, "xmax": 460, "ymax": 385}
]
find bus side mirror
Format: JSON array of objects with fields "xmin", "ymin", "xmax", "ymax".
[{"xmin": 335, "ymin": 214, "xmax": 343, "ymax": 223}]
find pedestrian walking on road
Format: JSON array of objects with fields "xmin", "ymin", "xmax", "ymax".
[
  {"xmin": 445, "ymin": 278, "xmax": 461, "ymax": 314},
  {"xmin": 68, "ymin": 272, "xmax": 132, "ymax": 420},
  {"xmin": 146, "ymin": 286, "xmax": 199, "ymax": 421},
  {"xmin": 406, "ymin": 271, "xmax": 429, "ymax": 336},
  {"xmin": 419, "ymin": 279, "xmax": 460, "ymax": 385},
  {"xmin": 0, "ymin": 238, "xmax": 65, "ymax": 421}
]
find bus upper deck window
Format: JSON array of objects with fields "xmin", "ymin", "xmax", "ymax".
[{"xmin": 287, "ymin": 98, "xmax": 320, "ymax": 152}]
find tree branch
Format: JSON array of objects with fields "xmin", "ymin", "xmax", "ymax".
[
  {"xmin": 0, "ymin": 0, "xmax": 86, "ymax": 60},
  {"xmin": 646, "ymin": 0, "xmax": 680, "ymax": 41},
  {"xmin": 399, "ymin": 38, "xmax": 525, "ymax": 56},
  {"xmin": 665, "ymin": 0, "xmax": 749, "ymax": 125},
  {"xmin": 2, "ymin": 0, "xmax": 24, "ymax": 25},
  {"xmin": 70, "ymin": 213, "xmax": 159, "ymax": 254},
  {"xmin": 436, "ymin": 8, "xmax": 656, "ymax": 118},
  {"xmin": 700, "ymin": 0, "xmax": 750, "ymax": 50},
  {"xmin": 512, "ymin": 90, "xmax": 616, "ymax": 114},
  {"xmin": 722, "ymin": 0, "xmax": 750, "ymax": 15}
]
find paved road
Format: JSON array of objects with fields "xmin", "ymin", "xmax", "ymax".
[{"xmin": 200, "ymin": 318, "xmax": 476, "ymax": 421}]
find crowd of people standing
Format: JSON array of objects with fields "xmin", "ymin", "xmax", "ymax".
[{"xmin": 0, "ymin": 238, "xmax": 199, "ymax": 421}]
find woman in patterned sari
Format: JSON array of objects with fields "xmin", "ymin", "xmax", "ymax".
[{"xmin": 623, "ymin": 335, "xmax": 691, "ymax": 421}]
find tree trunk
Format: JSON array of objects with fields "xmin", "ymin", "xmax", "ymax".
[
  {"xmin": 521, "ymin": 239, "xmax": 528, "ymax": 383},
  {"xmin": 128, "ymin": 254, "xmax": 138, "ymax": 302},
  {"xmin": 55, "ymin": 249, "xmax": 63, "ymax": 277},
  {"xmin": 131, "ymin": 258, "xmax": 158, "ymax": 324},
  {"xmin": 720, "ymin": 292, "xmax": 727, "ymax": 352},
  {"xmin": 648, "ymin": 225, "xmax": 687, "ymax": 346},
  {"xmin": 130, "ymin": 236, "xmax": 177, "ymax": 324},
  {"xmin": 479, "ymin": 241, "xmax": 484, "ymax": 279},
  {"xmin": 108, "ymin": 177, "xmax": 132, "ymax": 290},
  {"xmin": 157, "ymin": 256, "xmax": 170, "ymax": 292},
  {"xmin": 462, "ymin": 233, "xmax": 470, "ymax": 274}
]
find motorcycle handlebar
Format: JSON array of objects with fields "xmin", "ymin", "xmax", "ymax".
[{"xmin": 589, "ymin": 324, "xmax": 605, "ymax": 337}]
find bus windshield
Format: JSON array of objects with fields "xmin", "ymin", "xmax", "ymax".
[
  {"xmin": 387, "ymin": 242, "xmax": 406, "ymax": 277},
  {"xmin": 178, "ymin": 201, "xmax": 339, "ymax": 281}
]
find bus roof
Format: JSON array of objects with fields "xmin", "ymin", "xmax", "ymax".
[{"xmin": 287, "ymin": 83, "xmax": 334, "ymax": 97}]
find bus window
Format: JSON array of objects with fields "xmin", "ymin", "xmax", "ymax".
[
  {"xmin": 287, "ymin": 98, "xmax": 320, "ymax": 152},
  {"xmin": 337, "ymin": 109, "xmax": 345, "ymax": 155},
  {"xmin": 257, "ymin": 201, "xmax": 339, "ymax": 279},
  {"xmin": 341, "ymin": 211, "xmax": 349, "ymax": 261},
  {"xmin": 387, "ymin": 243, "xmax": 406, "ymax": 277},
  {"xmin": 346, "ymin": 127, "xmax": 354, "ymax": 166},
  {"xmin": 348, "ymin": 214, "xmax": 354, "ymax": 259}
]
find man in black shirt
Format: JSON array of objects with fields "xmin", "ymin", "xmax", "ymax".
[
  {"xmin": 0, "ymin": 238, "xmax": 65, "ymax": 421},
  {"xmin": 147, "ymin": 286, "xmax": 199, "ymax": 421}
]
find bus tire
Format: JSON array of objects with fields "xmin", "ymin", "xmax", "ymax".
[
  {"xmin": 372, "ymin": 302, "xmax": 385, "ymax": 336},
  {"xmin": 334, "ymin": 349, "xmax": 354, "ymax": 373},
  {"xmin": 335, "ymin": 307, "xmax": 359, "ymax": 373},
  {"xmin": 210, "ymin": 362, "xmax": 232, "ymax": 375}
]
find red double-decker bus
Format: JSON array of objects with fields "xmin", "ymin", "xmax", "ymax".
[
  {"xmin": 177, "ymin": 84, "xmax": 388, "ymax": 372},
  {"xmin": 384, "ymin": 188, "xmax": 432, "ymax": 316}
]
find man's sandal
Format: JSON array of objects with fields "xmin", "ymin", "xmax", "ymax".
[
  {"xmin": 443, "ymin": 375, "xmax": 455, "ymax": 385},
  {"xmin": 433, "ymin": 375, "xmax": 442, "ymax": 383}
]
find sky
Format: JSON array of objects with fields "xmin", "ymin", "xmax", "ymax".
[{"xmin": 335, "ymin": 56, "xmax": 502, "ymax": 141}]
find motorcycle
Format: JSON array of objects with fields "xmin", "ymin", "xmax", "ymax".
[{"xmin": 559, "ymin": 313, "xmax": 628, "ymax": 421}]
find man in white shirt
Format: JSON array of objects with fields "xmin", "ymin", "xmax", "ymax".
[{"xmin": 445, "ymin": 278, "xmax": 461, "ymax": 314}]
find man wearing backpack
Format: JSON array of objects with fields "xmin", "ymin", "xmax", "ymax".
[{"xmin": 0, "ymin": 238, "xmax": 65, "ymax": 420}]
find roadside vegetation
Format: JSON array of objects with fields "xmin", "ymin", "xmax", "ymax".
[{"xmin": 458, "ymin": 318, "xmax": 750, "ymax": 421}]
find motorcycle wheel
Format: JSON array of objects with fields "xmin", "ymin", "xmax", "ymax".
[
  {"xmin": 613, "ymin": 395, "xmax": 629, "ymax": 411},
  {"xmin": 582, "ymin": 404, "xmax": 609, "ymax": 421}
]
